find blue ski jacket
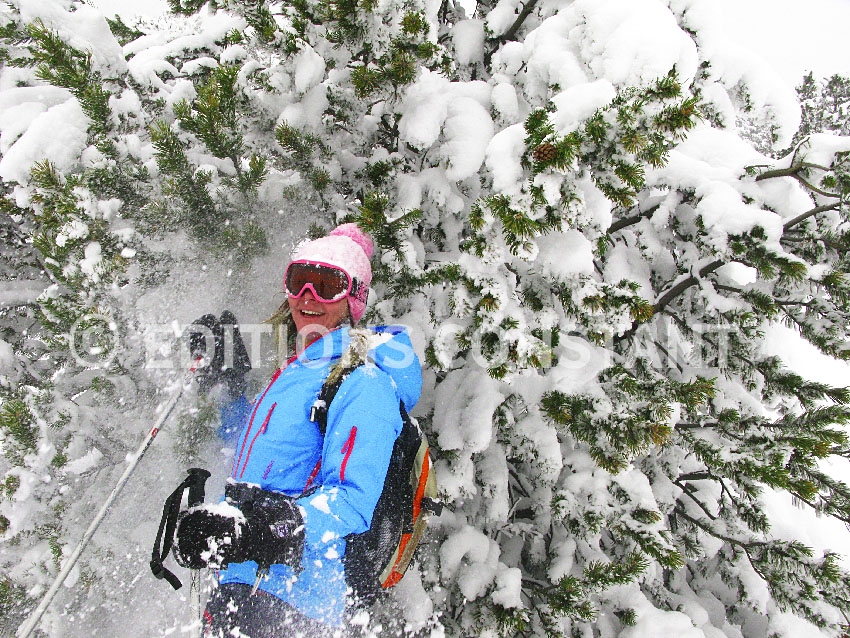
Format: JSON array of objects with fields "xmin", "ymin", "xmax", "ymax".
[{"xmin": 215, "ymin": 325, "xmax": 421, "ymax": 626}]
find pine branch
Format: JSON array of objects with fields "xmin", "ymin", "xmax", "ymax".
[
  {"xmin": 676, "ymin": 472, "xmax": 714, "ymax": 481},
  {"xmin": 660, "ymin": 308, "xmax": 690, "ymax": 333},
  {"xmin": 483, "ymin": 0, "xmax": 539, "ymax": 65},
  {"xmin": 780, "ymin": 307, "xmax": 849, "ymax": 359},
  {"xmin": 673, "ymin": 504, "xmax": 767, "ymax": 548},
  {"xmin": 677, "ymin": 461, "xmax": 773, "ymax": 533},
  {"xmin": 677, "ymin": 417, "xmax": 747, "ymax": 442},
  {"xmin": 653, "ymin": 339, "xmax": 683, "ymax": 373},
  {"xmin": 654, "ymin": 260, "xmax": 724, "ymax": 314},
  {"xmin": 790, "ymin": 492, "xmax": 850, "ymax": 525},
  {"xmin": 674, "ymin": 480, "xmax": 718, "ymax": 520},
  {"xmin": 500, "ymin": 0, "xmax": 540, "ymax": 44},
  {"xmin": 783, "ymin": 202, "xmax": 841, "ymax": 232},
  {"xmin": 617, "ymin": 260, "xmax": 723, "ymax": 343},
  {"xmin": 608, "ymin": 203, "xmax": 660, "ymax": 234},
  {"xmin": 755, "ymin": 162, "xmax": 834, "ymax": 181},
  {"xmin": 755, "ymin": 163, "xmax": 842, "ymax": 198},
  {"xmin": 714, "ymin": 283, "xmax": 744, "ymax": 294}
]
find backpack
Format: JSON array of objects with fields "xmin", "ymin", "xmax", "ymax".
[{"xmin": 309, "ymin": 355, "xmax": 441, "ymax": 604}]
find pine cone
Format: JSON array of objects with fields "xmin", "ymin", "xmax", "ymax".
[{"xmin": 533, "ymin": 142, "xmax": 557, "ymax": 163}]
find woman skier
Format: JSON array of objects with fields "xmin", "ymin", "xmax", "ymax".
[{"xmin": 174, "ymin": 223, "xmax": 422, "ymax": 637}]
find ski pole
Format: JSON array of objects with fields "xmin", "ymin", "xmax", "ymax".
[
  {"xmin": 190, "ymin": 570, "xmax": 203, "ymax": 638},
  {"xmin": 16, "ymin": 359, "xmax": 202, "ymax": 638},
  {"xmin": 185, "ymin": 467, "xmax": 211, "ymax": 638}
]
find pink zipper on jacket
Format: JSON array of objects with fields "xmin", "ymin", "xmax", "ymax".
[
  {"xmin": 238, "ymin": 402, "xmax": 276, "ymax": 478},
  {"xmin": 340, "ymin": 426, "xmax": 357, "ymax": 482},
  {"xmin": 231, "ymin": 367, "xmax": 282, "ymax": 477},
  {"xmin": 303, "ymin": 459, "xmax": 322, "ymax": 492}
]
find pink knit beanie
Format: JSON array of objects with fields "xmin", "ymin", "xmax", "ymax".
[{"xmin": 289, "ymin": 223, "xmax": 374, "ymax": 322}]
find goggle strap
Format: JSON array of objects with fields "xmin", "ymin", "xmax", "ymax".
[{"xmin": 351, "ymin": 278, "xmax": 368, "ymax": 303}]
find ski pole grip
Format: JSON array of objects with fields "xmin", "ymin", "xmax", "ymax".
[{"xmin": 186, "ymin": 468, "xmax": 211, "ymax": 508}]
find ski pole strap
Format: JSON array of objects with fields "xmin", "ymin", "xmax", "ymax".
[{"xmin": 150, "ymin": 468, "xmax": 211, "ymax": 590}]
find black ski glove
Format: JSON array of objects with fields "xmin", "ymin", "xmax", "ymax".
[
  {"xmin": 188, "ymin": 311, "xmax": 251, "ymax": 397},
  {"xmin": 174, "ymin": 505, "xmax": 244, "ymax": 569},
  {"xmin": 174, "ymin": 497, "xmax": 304, "ymax": 571}
]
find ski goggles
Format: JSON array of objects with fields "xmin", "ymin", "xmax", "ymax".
[{"xmin": 284, "ymin": 261, "xmax": 367, "ymax": 304}]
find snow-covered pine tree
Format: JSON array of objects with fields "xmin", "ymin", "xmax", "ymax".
[
  {"xmin": 0, "ymin": 4, "xmax": 165, "ymax": 631},
  {"xmin": 790, "ymin": 72, "xmax": 850, "ymax": 154},
  {"xmin": 1, "ymin": 0, "xmax": 849, "ymax": 636}
]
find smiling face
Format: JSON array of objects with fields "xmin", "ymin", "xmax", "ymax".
[{"xmin": 288, "ymin": 289, "xmax": 350, "ymax": 350}]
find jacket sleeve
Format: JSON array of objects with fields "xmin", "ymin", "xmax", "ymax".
[{"xmin": 295, "ymin": 365, "xmax": 402, "ymax": 551}]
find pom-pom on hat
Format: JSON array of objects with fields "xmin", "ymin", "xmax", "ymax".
[{"xmin": 288, "ymin": 223, "xmax": 374, "ymax": 322}]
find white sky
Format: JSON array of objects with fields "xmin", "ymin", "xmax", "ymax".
[{"xmin": 717, "ymin": 0, "xmax": 850, "ymax": 87}]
